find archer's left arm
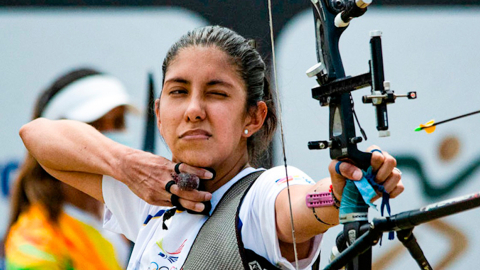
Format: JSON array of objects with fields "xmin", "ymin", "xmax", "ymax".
[{"xmin": 275, "ymin": 147, "xmax": 404, "ymax": 259}]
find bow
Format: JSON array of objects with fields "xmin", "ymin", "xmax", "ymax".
[
  {"xmin": 268, "ymin": 0, "xmax": 416, "ymax": 269},
  {"xmin": 308, "ymin": 1, "xmax": 418, "ymax": 269}
]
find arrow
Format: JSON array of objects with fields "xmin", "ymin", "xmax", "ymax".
[{"xmin": 415, "ymin": 109, "xmax": 480, "ymax": 133}]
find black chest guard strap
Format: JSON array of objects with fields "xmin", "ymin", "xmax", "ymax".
[
  {"xmin": 183, "ymin": 170, "xmax": 320, "ymax": 269},
  {"xmin": 183, "ymin": 171, "xmax": 264, "ymax": 269}
]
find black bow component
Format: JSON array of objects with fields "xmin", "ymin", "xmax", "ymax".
[
  {"xmin": 307, "ymin": 0, "xmax": 416, "ymax": 169},
  {"xmin": 305, "ymin": 1, "xmax": 416, "ymax": 269}
]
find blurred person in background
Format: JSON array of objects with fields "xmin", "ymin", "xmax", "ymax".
[{"xmin": 5, "ymin": 68, "xmax": 136, "ymax": 269}]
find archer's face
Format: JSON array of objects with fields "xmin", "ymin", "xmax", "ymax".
[{"xmin": 156, "ymin": 46, "xmax": 251, "ymax": 168}]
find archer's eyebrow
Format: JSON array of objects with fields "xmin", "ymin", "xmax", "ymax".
[
  {"xmin": 164, "ymin": 78, "xmax": 234, "ymax": 88},
  {"xmin": 164, "ymin": 77, "xmax": 189, "ymax": 85},
  {"xmin": 206, "ymin": 80, "xmax": 234, "ymax": 88}
]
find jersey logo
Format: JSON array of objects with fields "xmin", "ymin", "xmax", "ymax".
[
  {"xmin": 143, "ymin": 209, "xmax": 167, "ymax": 225},
  {"xmin": 275, "ymin": 175, "xmax": 314, "ymax": 185},
  {"xmin": 275, "ymin": 175, "xmax": 295, "ymax": 184},
  {"xmin": 156, "ymin": 238, "xmax": 187, "ymax": 263},
  {"xmin": 147, "ymin": 262, "xmax": 159, "ymax": 270}
]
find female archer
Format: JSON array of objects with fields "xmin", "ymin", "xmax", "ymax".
[{"xmin": 20, "ymin": 26, "xmax": 403, "ymax": 269}]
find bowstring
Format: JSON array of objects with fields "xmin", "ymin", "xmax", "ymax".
[{"xmin": 267, "ymin": 1, "xmax": 299, "ymax": 269}]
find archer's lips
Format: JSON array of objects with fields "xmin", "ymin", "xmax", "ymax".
[{"xmin": 179, "ymin": 129, "xmax": 212, "ymax": 140}]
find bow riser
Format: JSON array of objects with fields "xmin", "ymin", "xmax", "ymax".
[
  {"xmin": 307, "ymin": 1, "xmax": 417, "ymax": 270},
  {"xmin": 309, "ymin": 1, "xmax": 374, "ymax": 270},
  {"xmin": 311, "ymin": 0, "xmax": 372, "ymax": 170}
]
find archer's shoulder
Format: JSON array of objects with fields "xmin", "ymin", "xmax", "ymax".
[{"xmin": 257, "ymin": 165, "xmax": 316, "ymax": 186}]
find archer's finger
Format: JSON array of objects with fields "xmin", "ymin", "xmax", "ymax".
[
  {"xmin": 368, "ymin": 147, "xmax": 385, "ymax": 172},
  {"xmin": 174, "ymin": 162, "xmax": 214, "ymax": 180},
  {"xmin": 328, "ymin": 160, "xmax": 362, "ymax": 202},
  {"xmin": 388, "ymin": 180, "xmax": 405, "ymax": 198},
  {"xmin": 379, "ymin": 168, "xmax": 402, "ymax": 193},
  {"xmin": 330, "ymin": 161, "xmax": 363, "ymax": 181},
  {"xmin": 372, "ymin": 151, "xmax": 397, "ymax": 183},
  {"xmin": 176, "ymin": 198, "xmax": 207, "ymax": 212},
  {"xmin": 169, "ymin": 185, "xmax": 212, "ymax": 202}
]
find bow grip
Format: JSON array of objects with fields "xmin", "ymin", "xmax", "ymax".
[
  {"xmin": 332, "ymin": 143, "xmax": 372, "ymax": 172},
  {"xmin": 336, "ymin": 152, "xmax": 372, "ymax": 222},
  {"xmin": 339, "ymin": 180, "xmax": 369, "ymax": 224}
]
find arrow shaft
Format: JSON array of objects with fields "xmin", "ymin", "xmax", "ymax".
[{"xmin": 433, "ymin": 109, "xmax": 480, "ymax": 127}]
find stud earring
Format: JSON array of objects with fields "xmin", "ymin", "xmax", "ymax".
[{"xmin": 244, "ymin": 129, "xmax": 249, "ymax": 135}]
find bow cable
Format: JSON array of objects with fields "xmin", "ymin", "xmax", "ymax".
[{"xmin": 267, "ymin": 0, "xmax": 299, "ymax": 269}]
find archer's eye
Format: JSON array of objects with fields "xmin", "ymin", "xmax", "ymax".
[
  {"xmin": 207, "ymin": 90, "xmax": 228, "ymax": 97},
  {"xmin": 169, "ymin": 89, "xmax": 188, "ymax": 95}
]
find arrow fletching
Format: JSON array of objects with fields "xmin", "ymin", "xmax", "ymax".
[{"xmin": 415, "ymin": 119, "xmax": 436, "ymax": 133}]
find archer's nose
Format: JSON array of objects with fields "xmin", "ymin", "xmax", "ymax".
[{"xmin": 184, "ymin": 95, "xmax": 206, "ymax": 122}]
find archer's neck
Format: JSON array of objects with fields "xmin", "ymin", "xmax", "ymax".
[{"xmin": 202, "ymin": 153, "xmax": 250, "ymax": 193}]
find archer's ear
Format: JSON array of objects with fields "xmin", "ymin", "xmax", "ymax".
[
  {"xmin": 155, "ymin": 99, "xmax": 162, "ymax": 134},
  {"xmin": 243, "ymin": 101, "xmax": 268, "ymax": 138}
]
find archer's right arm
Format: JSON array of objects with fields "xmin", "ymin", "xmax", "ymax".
[
  {"xmin": 20, "ymin": 118, "xmax": 212, "ymax": 209},
  {"xmin": 20, "ymin": 118, "xmax": 129, "ymax": 202}
]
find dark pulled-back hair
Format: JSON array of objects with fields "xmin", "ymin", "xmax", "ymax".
[
  {"xmin": 8, "ymin": 68, "xmax": 101, "ymax": 229},
  {"xmin": 161, "ymin": 25, "xmax": 277, "ymax": 166}
]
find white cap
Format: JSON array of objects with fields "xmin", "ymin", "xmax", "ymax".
[{"xmin": 41, "ymin": 74, "xmax": 139, "ymax": 122}]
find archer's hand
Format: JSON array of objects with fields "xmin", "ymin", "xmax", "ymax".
[
  {"xmin": 328, "ymin": 145, "xmax": 404, "ymax": 202},
  {"xmin": 117, "ymin": 149, "xmax": 213, "ymax": 211}
]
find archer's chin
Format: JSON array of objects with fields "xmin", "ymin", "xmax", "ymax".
[{"xmin": 175, "ymin": 152, "xmax": 215, "ymax": 168}]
